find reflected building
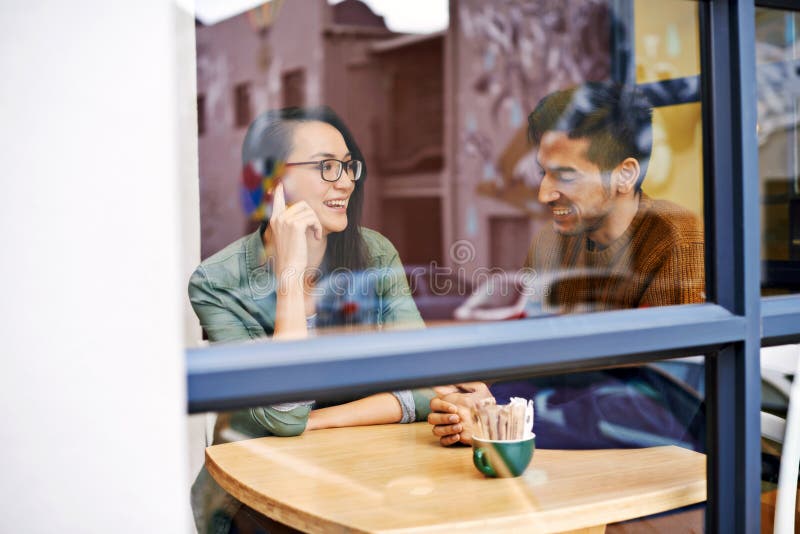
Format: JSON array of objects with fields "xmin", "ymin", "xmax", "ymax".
[
  {"xmin": 196, "ymin": 0, "xmax": 751, "ymax": 310},
  {"xmin": 195, "ymin": 0, "xmax": 614, "ymax": 275},
  {"xmin": 756, "ymin": 7, "xmax": 800, "ymax": 292}
]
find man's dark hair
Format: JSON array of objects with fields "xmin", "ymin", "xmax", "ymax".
[
  {"xmin": 528, "ymin": 81, "xmax": 653, "ymax": 190},
  {"xmin": 242, "ymin": 106, "xmax": 369, "ymax": 273}
]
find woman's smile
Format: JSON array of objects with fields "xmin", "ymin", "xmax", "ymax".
[
  {"xmin": 323, "ymin": 198, "xmax": 348, "ymax": 211},
  {"xmin": 285, "ymin": 121, "xmax": 356, "ymax": 234}
]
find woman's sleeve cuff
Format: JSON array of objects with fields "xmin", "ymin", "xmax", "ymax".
[{"xmin": 391, "ymin": 390, "xmax": 415, "ymax": 423}]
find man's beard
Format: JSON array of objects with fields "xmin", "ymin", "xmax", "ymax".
[{"xmin": 553, "ymin": 209, "xmax": 609, "ymax": 237}]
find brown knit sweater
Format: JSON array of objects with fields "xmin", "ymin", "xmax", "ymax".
[{"xmin": 525, "ymin": 194, "xmax": 705, "ymax": 313}]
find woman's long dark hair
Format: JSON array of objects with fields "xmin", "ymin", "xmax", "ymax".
[{"xmin": 242, "ymin": 106, "xmax": 369, "ymax": 273}]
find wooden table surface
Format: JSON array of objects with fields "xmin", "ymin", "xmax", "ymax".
[{"xmin": 206, "ymin": 423, "xmax": 706, "ymax": 534}]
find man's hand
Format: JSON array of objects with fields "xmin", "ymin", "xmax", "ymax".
[{"xmin": 427, "ymin": 382, "xmax": 494, "ymax": 446}]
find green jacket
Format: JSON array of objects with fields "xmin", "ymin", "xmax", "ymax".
[{"xmin": 189, "ymin": 227, "xmax": 434, "ymax": 436}]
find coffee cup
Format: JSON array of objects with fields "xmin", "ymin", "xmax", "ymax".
[{"xmin": 472, "ymin": 434, "xmax": 535, "ymax": 478}]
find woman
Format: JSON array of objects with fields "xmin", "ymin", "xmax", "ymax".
[
  {"xmin": 189, "ymin": 106, "xmax": 434, "ymax": 532},
  {"xmin": 190, "ymin": 105, "xmax": 432, "ymax": 433}
]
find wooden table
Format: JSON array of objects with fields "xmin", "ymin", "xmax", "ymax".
[{"xmin": 206, "ymin": 423, "xmax": 706, "ymax": 533}]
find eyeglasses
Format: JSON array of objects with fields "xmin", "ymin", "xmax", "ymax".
[{"xmin": 284, "ymin": 158, "xmax": 363, "ymax": 182}]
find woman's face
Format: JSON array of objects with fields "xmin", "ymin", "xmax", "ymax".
[{"xmin": 282, "ymin": 120, "xmax": 357, "ymax": 236}]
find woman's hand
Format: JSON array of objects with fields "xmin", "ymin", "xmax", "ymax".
[
  {"xmin": 269, "ymin": 182, "xmax": 322, "ymax": 340},
  {"xmin": 269, "ymin": 182, "xmax": 323, "ymax": 279}
]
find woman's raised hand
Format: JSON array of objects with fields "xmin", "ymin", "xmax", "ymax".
[{"xmin": 269, "ymin": 182, "xmax": 323, "ymax": 278}]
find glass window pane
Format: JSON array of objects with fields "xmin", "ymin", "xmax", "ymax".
[
  {"xmin": 635, "ymin": 0, "xmax": 701, "ymax": 83},
  {"xmin": 760, "ymin": 344, "xmax": 800, "ymax": 533},
  {"xmin": 191, "ymin": 354, "xmax": 706, "ymax": 533},
  {"xmin": 757, "ymin": 7, "xmax": 800, "ymax": 296},
  {"xmin": 190, "ymin": 2, "xmax": 709, "ymax": 533},
  {"xmin": 194, "ymin": 0, "xmax": 707, "ymax": 339}
]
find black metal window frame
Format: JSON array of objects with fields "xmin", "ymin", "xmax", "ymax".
[{"xmin": 187, "ymin": 1, "xmax": 800, "ymax": 532}]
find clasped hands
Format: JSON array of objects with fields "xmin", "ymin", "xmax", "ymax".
[{"xmin": 427, "ymin": 382, "xmax": 494, "ymax": 446}]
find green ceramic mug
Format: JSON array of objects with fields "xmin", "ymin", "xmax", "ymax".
[{"xmin": 472, "ymin": 434, "xmax": 536, "ymax": 478}]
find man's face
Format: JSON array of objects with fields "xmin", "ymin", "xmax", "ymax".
[{"xmin": 536, "ymin": 131, "xmax": 615, "ymax": 237}]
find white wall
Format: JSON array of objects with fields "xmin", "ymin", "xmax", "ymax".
[
  {"xmin": 176, "ymin": 0, "xmax": 211, "ymax": 517},
  {"xmin": 0, "ymin": 2, "xmax": 190, "ymax": 532}
]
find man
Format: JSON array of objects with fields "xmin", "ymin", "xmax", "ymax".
[{"xmin": 430, "ymin": 81, "xmax": 705, "ymax": 449}]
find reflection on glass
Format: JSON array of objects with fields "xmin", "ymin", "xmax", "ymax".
[
  {"xmin": 191, "ymin": 1, "xmax": 708, "ymax": 532},
  {"xmin": 196, "ymin": 356, "xmax": 707, "ymax": 532},
  {"xmin": 757, "ymin": 7, "xmax": 800, "ymax": 295},
  {"xmin": 760, "ymin": 343, "xmax": 800, "ymax": 533},
  {"xmin": 205, "ymin": 407, "xmax": 704, "ymax": 531},
  {"xmin": 196, "ymin": 0, "xmax": 706, "ymax": 329},
  {"xmin": 634, "ymin": 0, "xmax": 700, "ymax": 83}
]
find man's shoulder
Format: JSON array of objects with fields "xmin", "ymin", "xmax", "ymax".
[{"xmin": 640, "ymin": 196, "xmax": 704, "ymax": 244}]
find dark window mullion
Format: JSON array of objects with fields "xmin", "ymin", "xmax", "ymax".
[
  {"xmin": 756, "ymin": 0, "xmax": 800, "ymax": 11},
  {"xmin": 187, "ymin": 303, "xmax": 745, "ymax": 413},
  {"xmin": 704, "ymin": 0, "xmax": 762, "ymax": 532}
]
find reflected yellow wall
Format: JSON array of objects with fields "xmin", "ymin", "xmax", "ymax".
[
  {"xmin": 636, "ymin": 0, "xmax": 704, "ymax": 217},
  {"xmin": 644, "ymin": 103, "xmax": 704, "ymax": 216},
  {"xmin": 635, "ymin": 0, "xmax": 700, "ymax": 82}
]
